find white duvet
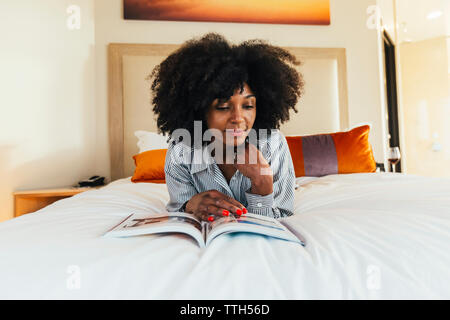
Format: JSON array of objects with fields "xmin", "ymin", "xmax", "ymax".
[{"xmin": 0, "ymin": 173, "xmax": 449, "ymax": 299}]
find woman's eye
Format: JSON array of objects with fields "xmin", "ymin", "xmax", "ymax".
[{"xmin": 216, "ymin": 105, "xmax": 254, "ymax": 110}]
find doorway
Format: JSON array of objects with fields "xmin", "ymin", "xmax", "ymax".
[{"xmin": 383, "ymin": 30, "xmax": 402, "ymax": 172}]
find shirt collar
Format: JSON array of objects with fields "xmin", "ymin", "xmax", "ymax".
[
  {"xmin": 190, "ymin": 162, "xmax": 209, "ymax": 174},
  {"xmin": 189, "ymin": 147, "xmax": 214, "ymax": 174}
]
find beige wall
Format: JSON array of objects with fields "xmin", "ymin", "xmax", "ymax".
[
  {"xmin": 94, "ymin": 0, "xmax": 389, "ymax": 181},
  {"xmin": 0, "ymin": 0, "xmax": 96, "ymax": 222},
  {"xmin": 399, "ymin": 37, "xmax": 450, "ymax": 177}
]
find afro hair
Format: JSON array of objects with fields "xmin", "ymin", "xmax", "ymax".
[{"xmin": 147, "ymin": 32, "xmax": 304, "ymax": 142}]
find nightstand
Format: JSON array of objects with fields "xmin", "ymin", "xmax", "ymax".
[{"xmin": 13, "ymin": 187, "xmax": 99, "ymax": 217}]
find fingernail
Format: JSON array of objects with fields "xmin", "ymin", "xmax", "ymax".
[
  {"xmin": 222, "ymin": 210, "xmax": 229, "ymax": 216},
  {"xmin": 236, "ymin": 209, "xmax": 242, "ymax": 216},
  {"xmin": 243, "ymin": 208, "xmax": 247, "ymax": 214},
  {"xmin": 208, "ymin": 216, "xmax": 214, "ymax": 222}
]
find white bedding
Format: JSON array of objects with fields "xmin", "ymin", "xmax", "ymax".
[{"xmin": 0, "ymin": 173, "xmax": 449, "ymax": 299}]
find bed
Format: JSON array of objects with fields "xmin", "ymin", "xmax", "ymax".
[
  {"xmin": 1, "ymin": 43, "xmax": 449, "ymax": 299},
  {"xmin": 0, "ymin": 173, "xmax": 449, "ymax": 299}
]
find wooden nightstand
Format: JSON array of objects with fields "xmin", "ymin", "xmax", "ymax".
[{"xmin": 13, "ymin": 187, "xmax": 99, "ymax": 217}]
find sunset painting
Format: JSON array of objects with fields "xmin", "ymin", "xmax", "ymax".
[{"xmin": 124, "ymin": 0, "xmax": 330, "ymax": 25}]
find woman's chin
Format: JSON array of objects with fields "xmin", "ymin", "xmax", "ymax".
[
  {"xmin": 224, "ymin": 137, "xmax": 246, "ymax": 147},
  {"xmin": 221, "ymin": 132, "xmax": 248, "ymax": 146}
]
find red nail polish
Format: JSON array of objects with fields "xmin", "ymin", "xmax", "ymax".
[
  {"xmin": 208, "ymin": 216, "xmax": 214, "ymax": 222},
  {"xmin": 243, "ymin": 208, "xmax": 247, "ymax": 214},
  {"xmin": 236, "ymin": 209, "xmax": 242, "ymax": 216},
  {"xmin": 222, "ymin": 210, "xmax": 229, "ymax": 216}
]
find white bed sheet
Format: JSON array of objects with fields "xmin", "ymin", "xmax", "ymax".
[{"xmin": 0, "ymin": 173, "xmax": 449, "ymax": 299}]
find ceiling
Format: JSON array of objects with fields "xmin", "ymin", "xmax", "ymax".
[{"xmin": 396, "ymin": 0, "xmax": 449, "ymax": 43}]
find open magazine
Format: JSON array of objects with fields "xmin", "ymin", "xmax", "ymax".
[{"xmin": 103, "ymin": 212, "xmax": 306, "ymax": 248}]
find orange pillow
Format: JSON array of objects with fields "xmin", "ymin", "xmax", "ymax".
[
  {"xmin": 286, "ymin": 125, "xmax": 376, "ymax": 177},
  {"xmin": 131, "ymin": 149, "xmax": 167, "ymax": 183}
]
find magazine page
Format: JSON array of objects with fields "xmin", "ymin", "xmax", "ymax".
[
  {"xmin": 103, "ymin": 212, "xmax": 206, "ymax": 247},
  {"xmin": 205, "ymin": 213, "xmax": 305, "ymax": 247}
]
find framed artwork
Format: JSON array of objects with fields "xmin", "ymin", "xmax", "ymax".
[{"xmin": 124, "ymin": 0, "xmax": 330, "ymax": 25}]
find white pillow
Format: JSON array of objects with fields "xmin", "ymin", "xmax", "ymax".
[{"xmin": 134, "ymin": 130, "xmax": 169, "ymax": 154}]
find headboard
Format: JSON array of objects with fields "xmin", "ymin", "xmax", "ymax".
[{"xmin": 108, "ymin": 43, "xmax": 349, "ymax": 181}]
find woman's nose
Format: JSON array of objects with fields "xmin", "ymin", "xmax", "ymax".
[{"xmin": 230, "ymin": 106, "xmax": 244, "ymax": 123}]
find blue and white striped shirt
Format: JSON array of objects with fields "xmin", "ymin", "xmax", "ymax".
[{"xmin": 164, "ymin": 130, "xmax": 295, "ymax": 219}]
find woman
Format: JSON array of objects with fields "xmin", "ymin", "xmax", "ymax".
[{"xmin": 149, "ymin": 33, "xmax": 304, "ymax": 222}]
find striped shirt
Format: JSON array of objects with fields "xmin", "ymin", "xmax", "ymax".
[{"xmin": 164, "ymin": 130, "xmax": 295, "ymax": 219}]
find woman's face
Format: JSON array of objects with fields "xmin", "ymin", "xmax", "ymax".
[{"xmin": 206, "ymin": 83, "xmax": 256, "ymax": 148}]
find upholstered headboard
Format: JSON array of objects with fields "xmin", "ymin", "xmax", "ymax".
[{"xmin": 108, "ymin": 43, "xmax": 349, "ymax": 180}]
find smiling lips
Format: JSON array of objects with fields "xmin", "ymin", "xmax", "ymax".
[{"xmin": 225, "ymin": 129, "xmax": 246, "ymax": 137}]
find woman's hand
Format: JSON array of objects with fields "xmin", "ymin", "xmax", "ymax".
[
  {"xmin": 233, "ymin": 142, "xmax": 274, "ymax": 196},
  {"xmin": 185, "ymin": 190, "xmax": 246, "ymax": 222}
]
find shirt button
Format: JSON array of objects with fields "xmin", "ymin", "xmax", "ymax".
[{"xmin": 257, "ymin": 203, "xmax": 262, "ymax": 208}]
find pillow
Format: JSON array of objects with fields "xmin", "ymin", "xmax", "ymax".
[
  {"xmin": 134, "ymin": 130, "xmax": 169, "ymax": 154},
  {"xmin": 131, "ymin": 149, "xmax": 167, "ymax": 183},
  {"xmin": 285, "ymin": 125, "xmax": 376, "ymax": 177}
]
